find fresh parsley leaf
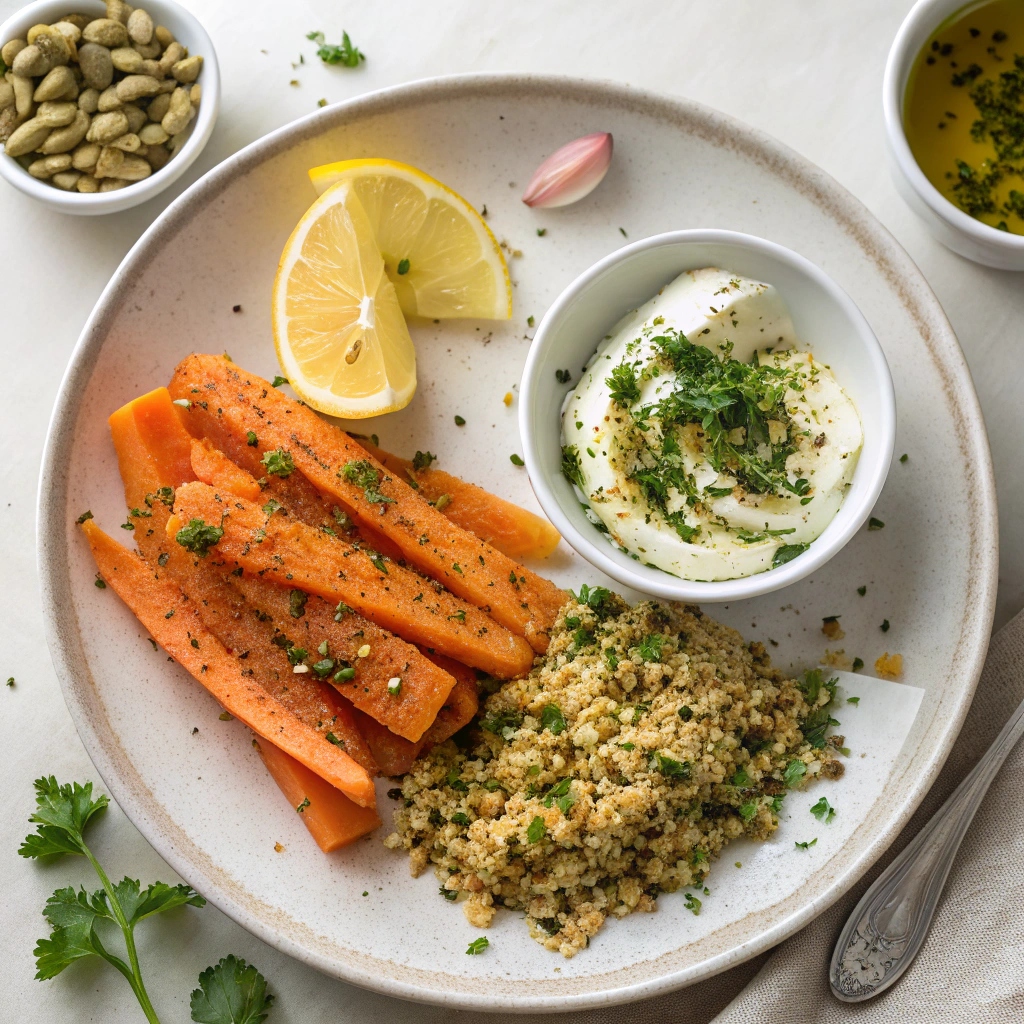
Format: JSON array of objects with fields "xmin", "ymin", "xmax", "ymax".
[
  {"xmin": 738, "ymin": 800, "xmax": 759, "ymax": 821},
  {"xmin": 288, "ymin": 589, "xmax": 308, "ymax": 619},
  {"xmin": 307, "ymin": 29, "xmax": 365, "ymax": 67},
  {"xmin": 846, "ymin": 696, "xmax": 860, "ymax": 705},
  {"xmin": 540, "ymin": 703, "xmax": 567, "ymax": 735},
  {"xmin": 509, "ymin": 453, "xmax": 525, "ymax": 467},
  {"xmin": 397, "ymin": 258, "xmax": 410, "ymax": 275},
  {"xmin": 683, "ymin": 892, "xmax": 702, "ymax": 915},
  {"xmin": 555, "ymin": 368, "xmax": 571, "ymax": 384},
  {"xmin": 678, "ymin": 705, "xmax": 693, "ymax": 721},
  {"xmin": 19, "ymin": 777, "xmax": 108, "ymax": 860},
  {"xmin": 190, "ymin": 954, "xmax": 274, "ymax": 1023},
  {"xmin": 795, "ymin": 838, "xmax": 818, "ymax": 850},
  {"xmin": 810, "ymin": 797, "xmax": 836, "ymax": 823},
  {"xmin": 542, "ymin": 778, "xmax": 575, "ymax": 814},
  {"xmin": 868, "ymin": 517, "xmax": 885, "ymax": 531},
  {"xmin": 246, "ymin": 431, "xmax": 259, "ymax": 447},
  {"xmin": 480, "ymin": 708, "xmax": 522, "ymax": 739},
  {"xmin": 341, "ymin": 459, "xmax": 394, "ymax": 504},
  {"xmin": 526, "ymin": 816, "xmax": 547, "ymax": 843},
  {"xmin": 76, "ymin": 510, "xmax": 94, "ymax": 524},
  {"xmin": 465, "ymin": 937, "xmax": 489, "ymax": 955},
  {"xmin": 412, "ymin": 450, "xmax": 437, "ymax": 471},
  {"xmin": 270, "ymin": 376, "xmax": 289, "ymax": 388}
]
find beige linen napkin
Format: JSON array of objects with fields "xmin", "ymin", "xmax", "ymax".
[{"xmin": 499, "ymin": 607, "xmax": 1024, "ymax": 1024}]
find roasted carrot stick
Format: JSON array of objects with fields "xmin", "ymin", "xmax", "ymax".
[
  {"xmin": 168, "ymin": 355, "xmax": 566, "ymax": 651},
  {"xmin": 129, "ymin": 386, "xmax": 195, "ymax": 488},
  {"xmin": 81, "ymin": 519, "xmax": 376, "ymax": 808},
  {"xmin": 419, "ymin": 651, "xmax": 480, "ymax": 744},
  {"xmin": 232, "ymin": 577, "xmax": 455, "ymax": 743},
  {"xmin": 360, "ymin": 441, "xmax": 561, "ymax": 561},
  {"xmin": 255, "ymin": 737, "xmax": 381, "ymax": 851},
  {"xmin": 353, "ymin": 663, "xmax": 478, "ymax": 775},
  {"xmin": 108, "ymin": 406, "xmax": 378, "ymax": 774},
  {"xmin": 168, "ymin": 481, "xmax": 535, "ymax": 679},
  {"xmin": 190, "ymin": 437, "xmax": 262, "ymax": 501}
]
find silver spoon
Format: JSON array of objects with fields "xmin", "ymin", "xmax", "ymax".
[{"xmin": 830, "ymin": 694, "xmax": 1024, "ymax": 1001}]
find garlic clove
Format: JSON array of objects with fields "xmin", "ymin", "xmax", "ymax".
[{"xmin": 521, "ymin": 132, "xmax": 613, "ymax": 209}]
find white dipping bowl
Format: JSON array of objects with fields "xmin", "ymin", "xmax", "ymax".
[
  {"xmin": 884, "ymin": 0, "xmax": 1024, "ymax": 270},
  {"xmin": 0, "ymin": 0, "xmax": 219, "ymax": 215},
  {"xmin": 520, "ymin": 229, "xmax": 896, "ymax": 603}
]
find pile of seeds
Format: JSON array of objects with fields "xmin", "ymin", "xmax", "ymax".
[{"xmin": 0, "ymin": 0, "xmax": 203, "ymax": 193}]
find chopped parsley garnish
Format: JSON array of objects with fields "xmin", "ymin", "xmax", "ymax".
[
  {"xmin": 262, "ymin": 498, "xmax": 282, "ymax": 516},
  {"xmin": 465, "ymin": 936, "xmax": 490, "ymax": 955},
  {"xmin": 852, "ymin": 657, "xmax": 864, "ymax": 671},
  {"xmin": 846, "ymin": 696, "xmax": 860, "ymax": 705},
  {"xmin": 783, "ymin": 759, "xmax": 807, "ymax": 787},
  {"xmin": 678, "ymin": 705, "xmax": 693, "ymax": 721},
  {"xmin": 899, "ymin": 453, "xmax": 908, "ymax": 463},
  {"xmin": 75, "ymin": 510, "xmax": 94, "ymax": 524},
  {"xmin": 540, "ymin": 703, "xmax": 567, "ymax": 735},
  {"xmin": 454, "ymin": 415, "xmax": 466, "ymax": 426},
  {"xmin": 450, "ymin": 812, "xmax": 471, "ymax": 826},
  {"xmin": 94, "ymin": 575, "xmax": 107, "ymax": 589},
  {"xmin": 560, "ymin": 444, "xmax": 585, "ymax": 488},
  {"xmin": 325, "ymin": 732, "xmax": 345, "ymax": 748},
  {"xmin": 636, "ymin": 633, "xmax": 664, "ymax": 662},
  {"xmin": 509, "ymin": 453, "xmax": 525, "ymax": 467},
  {"xmin": 270, "ymin": 375, "xmax": 289, "ymax": 388},
  {"xmin": 307, "ymin": 29, "xmax": 365, "ymax": 67},
  {"xmin": 175, "ymin": 519, "xmax": 224, "ymax": 558},
  {"xmin": 651, "ymin": 752, "xmax": 691, "ymax": 779},
  {"xmin": 810, "ymin": 797, "xmax": 836, "ymax": 823},
  {"xmin": 288, "ymin": 589, "xmax": 307, "ymax": 618},
  {"xmin": 683, "ymin": 893, "xmax": 702, "ymax": 915},
  {"xmin": 857, "ymin": 585, "xmax": 867, "ymax": 596},
  {"xmin": 542, "ymin": 778, "xmax": 576, "ymax": 814},
  {"xmin": 795, "ymin": 838, "xmax": 818, "ymax": 850},
  {"xmin": 261, "ymin": 449, "xmax": 295, "ymax": 477},
  {"xmin": 397, "ymin": 258, "xmax": 411, "ymax": 275},
  {"xmin": 341, "ymin": 459, "xmax": 394, "ymax": 504},
  {"xmin": 296, "ymin": 797, "xmax": 310, "ymax": 813},
  {"xmin": 773, "ymin": 543, "xmax": 809, "ymax": 568},
  {"xmin": 555, "ymin": 368, "xmax": 571, "ymax": 384},
  {"xmin": 246, "ymin": 430, "xmax": 259, "ymax": 447},
  {"xmin": 868, "ymin": 517, "xmax": 885, "ymax": 531},
  {"xmin": 480, "ymin": 709, "xmax": 522, "ymax": 738},
  {"xmin": 738, "ymin": 800, "xmax": 759, "ymax": 822},
  {"xmin": 439, "ymin": 885, "xmax": 458, "ymax": 901},
  {"xmin": 881, "ymin": 618, "xmax": 891, "ymax": 632},
  {"xmin": 526, "ymin": 816, "xmax": 547, "ymax": 843},
  {"xmin": 412, "ymin": 450, "xmax": 437, "ymax": 471}
]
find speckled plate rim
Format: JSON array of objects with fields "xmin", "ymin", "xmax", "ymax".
[{"xmin": 37, "ymin": 73, "xmax": 998, "ymax": 1013}]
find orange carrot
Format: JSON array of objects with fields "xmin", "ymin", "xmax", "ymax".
[
  {"xmin": 168, "ymin": 481, "xmax": 535, "ymax": 679},
  {"xmin": 81, "ymin": 519, "xmax": 376, "ymax": 807},
  {"xmin": 255, "ymin": 737, "xmax": 380, "ymax": 851},
  {"xmin": 352, "ymin": 709, "xmax": 424, "ymax": 776},
  {"xmin": 168, "ymin": 355, "xmax": 566, "ymax": 651},
  {"xmin": 232, "ymin": 577, "xmax": 455, "ymax": 743},
  {"xmin": 129, "ymin": 387, "xmax": 195, "ymax": 488},
  {"xmin": 353, "ymin": 663, "xmax": 478, "ymax": 775},
  {"xmin": 190, "ymin": 437, "xmax": 262, "ymax": 501},
  {"xmin": 362, "ymin": 441, "xmax": 561, "ymax": 561}
]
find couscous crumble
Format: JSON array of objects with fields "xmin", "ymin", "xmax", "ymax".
[{"xmin": 384, "ymin": 588, "xmax": 843, "ymax": 956}]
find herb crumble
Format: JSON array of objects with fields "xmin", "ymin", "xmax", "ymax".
[{"xmin": 384, "ymin": 590, "xmax": 842, "ymax": 956}]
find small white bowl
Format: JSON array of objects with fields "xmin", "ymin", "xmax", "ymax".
[
  {"xmin": 884, "ymin": 0, "xmax": 1024, "ymax": 270},
  {"xmin": 0, "ymin": 0, "xmax": 219, "ymax": 215},
  {"xmin": 520, "ymin": 229, "xmax": 896, "ymax": 603}
]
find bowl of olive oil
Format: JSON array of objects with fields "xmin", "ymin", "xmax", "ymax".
[{"xmin": 885, "ymin": 0, "xmax": 1024, "ymax": 269}]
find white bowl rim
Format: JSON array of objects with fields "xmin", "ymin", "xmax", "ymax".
[
  {"xmin": 0, "ymin": 0, "xmax": 219, "ymax": 214},
  {"xmin": 36, "ymin": 72, "xmax": 997, "ymax": 1012},
  {"xmin": 883, "ymin": 0, "xmax": 1024, "ymax": 252},
  {"xmin": 520, "ymin": 228, "xmax": 897, "ymax": 603}
]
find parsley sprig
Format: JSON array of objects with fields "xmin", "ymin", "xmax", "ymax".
[
  {"xmin": 307, "ymin": 29, "xmax": 366, "ymax": 67},
  {"xmin": 19, "ymin": 777, "xmax": 273, "ymax": 1023}
]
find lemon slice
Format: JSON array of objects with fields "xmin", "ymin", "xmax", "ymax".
[
  {"xmin": 307, "ymin": 158, "xmax": 512, "ymax": 320},
  {"xmin": 273, "ymin": 183, "xmax": 417, "ymax": 418}
]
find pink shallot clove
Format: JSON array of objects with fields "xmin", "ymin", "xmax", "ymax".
[{"xmin": 521, "ymin": 132, "xmax": 613, "ymax": 209}]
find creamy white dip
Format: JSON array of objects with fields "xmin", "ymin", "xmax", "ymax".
[{"xmin": 561, "ymin": 268, "xmax": 863, "ymax": 581}]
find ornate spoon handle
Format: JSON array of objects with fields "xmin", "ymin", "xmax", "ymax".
[{"xmin": 830, "ymin": 694, "xmax": 1024, "ymax": 1001}]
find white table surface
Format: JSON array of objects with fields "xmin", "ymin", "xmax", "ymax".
[{"xmin": 2, "ymin": 1, "xmax": 1021, "ymax": 1020}]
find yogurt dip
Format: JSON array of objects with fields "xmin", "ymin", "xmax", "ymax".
[{"xmin": 560, "ymin": 268, "xmax": 863, "ymax": 581}]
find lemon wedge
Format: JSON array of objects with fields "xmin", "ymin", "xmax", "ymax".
[
  {"xmin": 307, "ymin": 158, "xmax": 512, "ymax": 320},
  {"xmin": 273, "ymin": 182, "xmax": 417, "ymax": 418}
]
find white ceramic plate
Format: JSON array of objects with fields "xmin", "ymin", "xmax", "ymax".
[{"xmin": 38, "ymin": 74, "xmax": 997, "ymax": 1012}]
